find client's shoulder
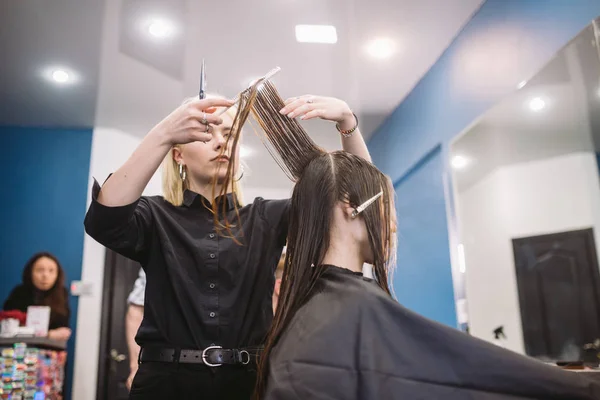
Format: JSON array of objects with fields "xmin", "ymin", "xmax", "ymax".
[
  {"xmin": 269, "ymin": 270, "xmax": 395, "ymax": 369},
  {"xmin": 320, "ymin": 266, "xmax": 395, "ymax": 306},
  {"xmin": 291, "ymin": 269, "xmax": 393, "ymax": 332}
]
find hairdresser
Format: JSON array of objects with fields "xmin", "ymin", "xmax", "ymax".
[{"xmin": 84, "ymin": 92, "xmax": 370, "ymax": 399}]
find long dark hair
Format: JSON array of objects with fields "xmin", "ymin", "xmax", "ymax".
[
  {"xmin": 226, "ymin": 80, "xmax": 397, "ymax": 398},
  {"xmin": 254, "ymin": 152, "xmax": 396, "ymax": 398},
  {"xmin": 22, "ymin": 252, "xmax": 68, "ymax": 317}
]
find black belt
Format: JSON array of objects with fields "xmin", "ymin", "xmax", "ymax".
[{"xmin": 139, "ymin": 346, "xmax": 260, "ymax": 367}]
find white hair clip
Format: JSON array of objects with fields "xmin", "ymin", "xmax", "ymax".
[{"xmin": 351, "ymin": 191, "xmax": 383, "ymax": 218}]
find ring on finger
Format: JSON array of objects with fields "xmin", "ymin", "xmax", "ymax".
[
  {"xmin": 306, "ymin": 98, "xmax": 314, "ymax": 104},
  {"xmin": 201, "ymin": 112, "xmax": 208, "ymax": 125}
]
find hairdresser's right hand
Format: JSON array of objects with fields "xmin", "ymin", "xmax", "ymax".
[
  {"xmin": 48, "ymin": 327, "xmax": 72, "ymax": 342},
  {"xmin": 126, "ymin": 365, "xmax": 138, "ymax": 391},
  {"xmin": 150, "ymin": 98, "xmax": 234, "ymax": 146}
]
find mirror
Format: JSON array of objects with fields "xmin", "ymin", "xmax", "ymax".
[{"xmin": 450, "ymin": 19, "xmax": 600, "ymax": 363}]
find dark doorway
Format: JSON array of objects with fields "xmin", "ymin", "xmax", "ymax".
[
  {"xmin": 513, "ymin": 228, "xmax": 600, "ymax": 361},
  {"xmin": 96, "ymin": 250, "xmax": 142, "ymax": 400}
]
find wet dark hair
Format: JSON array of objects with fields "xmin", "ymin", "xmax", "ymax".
[
  {"xmin": 254, "ymin": 151, "xmax": 395, "ymax": 398},
  {"xmin": 22, "ymin": 252, "xmax": 68, "ymax": 317},
  {"xmin": 221, "ymin": 79, "xmax": 396, "ymax": 398}
]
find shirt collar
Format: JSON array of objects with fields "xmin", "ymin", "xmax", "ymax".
[{"xmin": 182, "ymin": 190, "xmax": 239, "ymax": 211}]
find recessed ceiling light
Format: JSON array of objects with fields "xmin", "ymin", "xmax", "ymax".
[
  {"xmin": 295, "ymin": 25, "xmax": 337, "ymax": 44},
  {"xmin": 528, "ymin": 97, "xmax": 546, "ymax": 112},
  {"xmin": 52, "ymin": 69, "xmax": 70, "ymax": 83},
  {"xmin": 451, "ymin": 155, "xmax": 470, "ymax": 170},
  {"xmin": 42, "ymin": 67, "xmax": 77, "ymax": 85},
  {"xmin": 517, "ymin": 80, "xmax": 527, "ymax": 89},
  {"xmin": 366, "ymin": 37, "xmax": 395, "ymax": 59},
  {"xmin": 147, "ymin": 18, "xmax": 175, "ymax": 39}
]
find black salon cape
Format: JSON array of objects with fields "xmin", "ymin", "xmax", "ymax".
[{"xmin": 265, "ymin": 265, "xmax": 600, "ymax": 399}]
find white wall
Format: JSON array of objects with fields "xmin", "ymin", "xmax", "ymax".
[
  {"xmin": 242, "ymin": 186, "xmax": 291, "ymax": 203},
  {"xmin": 72, "ymin": 127, "xmax": 162, "ymax": 399},
  {"xmin": 458, "ymin": 152, "xmax": 600, "ymax": 353}
]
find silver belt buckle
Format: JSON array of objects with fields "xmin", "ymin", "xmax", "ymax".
[
  {"xmin": 239, "ymin": 350, "xmax": 250, "ymax": 365},
  {"xmin": 202, "ymin": 345, "xmax": 223, "ymax": 367}
]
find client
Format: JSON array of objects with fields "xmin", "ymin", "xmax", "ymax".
[{"xmin": 231, "ymin": 80, "xmax": 600, "ymax": 400}]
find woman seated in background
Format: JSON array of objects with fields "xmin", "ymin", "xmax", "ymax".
[
  {"xmin": 230, "ymin": 80, "xmax": 600, "ymax": 399},
  {"xmin": 3, "ymin": 252, "xmax": 71, "ymax": 341}
]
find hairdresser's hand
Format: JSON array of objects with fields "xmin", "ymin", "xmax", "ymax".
[
  {"xmin": 280, "ymin": 95, "xmax": 355, "ymax": 131},
  {"xmin": 151, "ymin": 98, "xmax": 234, "ymax": 146},
  {"xmin": 48, "ymin": 327, "xmax": 72, "ymax": 342},
  {"xmin": 126, "ymin": 365, "xmax": 138, "ymax": 391}
]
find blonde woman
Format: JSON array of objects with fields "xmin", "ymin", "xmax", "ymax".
[{"xmin": 84, "ymin": 94, "xmax": 370, "ymax": 399}]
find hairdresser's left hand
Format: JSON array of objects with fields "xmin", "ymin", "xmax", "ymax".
[
  {"xmin": 280, "ymin": 95, "xmax": 355, "ymax": 131},
  {"xmin": 48, "ymin": 327, "xmax": 72, "ymax": 342}
]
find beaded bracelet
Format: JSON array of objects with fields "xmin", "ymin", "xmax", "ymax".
[{"xmin": 336, "ymin": 113, "xmax": 359, "ymax": 138}]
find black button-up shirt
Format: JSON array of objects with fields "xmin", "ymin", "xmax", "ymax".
[{"xmin": 84, "ymin": 180, "xmax": 289, "ymax": 350}]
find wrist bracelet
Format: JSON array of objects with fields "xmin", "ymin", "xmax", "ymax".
[{"xmin": 336, "ymin": 113, "xmax": 359, "ymax": 138}]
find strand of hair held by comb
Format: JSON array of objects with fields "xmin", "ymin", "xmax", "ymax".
[
  {"xmin": 212, "ymin": 77, "xmax": 326, "ymax": 241},
  {"xmin": 249, "ymin": 81, "xmax": 324, "ymax": 181}
]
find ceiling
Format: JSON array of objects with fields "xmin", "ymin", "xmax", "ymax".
[
  {"xmin": 0, "ymin": 0, "xmax": 105, "ymax": 127},
  {"xmin": 451, "ymin": 23, "xmax": 600, "ymax": 193},
  {"xmin": 0, "ymin": 0, "xmax": 483, "ymax": 191}
]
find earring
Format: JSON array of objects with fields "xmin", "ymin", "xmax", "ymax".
[
  {"xmin": 234, "ymin": 165, "xmax": 245, "ymax": 182},
  {"xmin": 179, "ymin": 164, "xmax": 187, "ymax": 181}
]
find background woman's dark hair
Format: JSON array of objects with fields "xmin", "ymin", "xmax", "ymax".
[
  {"xmin": 228, "ymin": 80, "xmax": 397, "ymax": 399},
  {"xmin": 22, "ymin": 252, "xmax": 68, "ymax": 317}
]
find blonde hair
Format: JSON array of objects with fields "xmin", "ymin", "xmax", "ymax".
[{"xmin": 161, "ymin": 94, "xmax": 244, "ymax": 206}]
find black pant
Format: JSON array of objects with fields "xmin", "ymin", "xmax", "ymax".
[{"xmin": 129, "ymin": 361, "xmax": 257, "ymax": 399}]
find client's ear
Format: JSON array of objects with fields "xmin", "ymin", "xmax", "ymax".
[{"xmin": 342, "ymin": 202, "xmax": 358, "ymax": 220}]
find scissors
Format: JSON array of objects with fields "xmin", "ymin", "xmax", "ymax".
[{"xmin": 199, "ymin": 58, "xmax": 206, "ymax": 100}]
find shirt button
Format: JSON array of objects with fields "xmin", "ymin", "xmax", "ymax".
[
  {"xmin": 209, "ymin": 233, "xmax": 215, "ymax": 239},
  {"xmin": 209, "ymin": 283, "xmax": 216, "ymax": 289},
  {"xmin": 209, "ymin": 253, "xmax": 216, "ymax": 259},
  {"xmin": 209, "ymin": 312, "xmax": 216, "ymax": 318}
]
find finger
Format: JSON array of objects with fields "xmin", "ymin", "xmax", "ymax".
[
  {"xmin": 190, "ymin": 110, "xmax": 223, "ymax": 125},
  {"xmin": 190, "ymin": 127, "xmax": 213, "ymax": 143},
  {"xmin": 190, "ymin": 98, "xmax": 235, "ymax": 111},
  {"xmin": 280, "ymin": 97, "xmax": 307, "ymax": 114},
  {"xmin": 280, "ymin": 96, "xmax": 316, "ymax": 116},
  {"xmin": 203, "ymin": 114, "xmax": 223, "ymax": 125},
  {"xmin": 288, "ymin": 103, "xmax": 314, "ymax": 119},
  {"xmin": 279, "ymin": 97, "xmax": 305, "ymax": 114},
  {"xmin": 300, "ymin": 109, "xmax": 324, "ymax": 120},
  {"xmin": 191, "ymin": 120, "xmax": 214, "ymax": 133}
]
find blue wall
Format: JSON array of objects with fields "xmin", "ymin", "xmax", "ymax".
[
  {"xmin": 369, "ymin": 0, "xmax": 600, "ymax": 326},
  {"xmin": 394, "ymin": 146, "xmax": 457, "ymax": 327},
  {"xmin": 0, "ymin": 126, "xmax": 92, "ymax": 400}
]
